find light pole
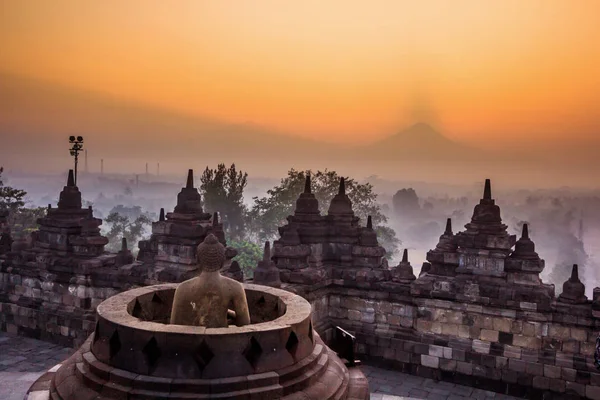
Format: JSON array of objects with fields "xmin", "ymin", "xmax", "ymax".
[{"xmin": 68, "ymin": 136, "xmax": 84, "ymax": 186}]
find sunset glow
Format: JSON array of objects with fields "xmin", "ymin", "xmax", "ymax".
[{"xmin": 2, "ymin": 0, "xmax": 599, "ymax": 146}]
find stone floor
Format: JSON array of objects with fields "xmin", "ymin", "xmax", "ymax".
[
  {"xmin": 0, "ymin": 332, "xmax": 522, "ymax": 400},
  {"xmin": 362, "ymin": 364, "xmax": 521, "ymax": 400},
  {"xmin": 0, "ymin": 333, "xmax": 73, "ymax": 400}
]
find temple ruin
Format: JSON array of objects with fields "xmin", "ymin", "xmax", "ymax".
[
  {"xmin": 0, "ymin": 169, "xmax": 236, "ymax": 346},
  {"xmin": 3, "ymin": 170, "xmax": 600, "ymax": 399},
  {"xmin": 26, "ymin": 234, "xmax": 369, "ymax": 399},
  {"xmin": 136, "ymin": 169, "xmax": 238, "ymax": 283}
]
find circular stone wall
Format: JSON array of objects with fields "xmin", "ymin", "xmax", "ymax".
[
  {"xmin": 126, "ymin": 285, "xmax": 287, "ymax": 325},
  {"xmin": 38, "ymin": 282, "xmax": 369, "ymax": 399},
  {"xmin": 91, "ymin": 283, "xmax": 313, "ymax": 379}
]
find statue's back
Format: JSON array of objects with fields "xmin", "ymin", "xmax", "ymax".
[
  {"xmin": 190, "ymin": 282, "xmax": 229, "ymax": 328},
  {"xmin": 169, "ymin": 233, "xmax": 249, "ymax": 328}
]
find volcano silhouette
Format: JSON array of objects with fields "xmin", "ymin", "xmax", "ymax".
[{"xmin": 360, "ymin": 122, "xmax": 477, "ymax": 162}]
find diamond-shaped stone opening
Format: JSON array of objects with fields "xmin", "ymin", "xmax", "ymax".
[
  {"xmin": 285, "ymin": 331, "xmax": 299, "ymax": 358},
  {"xmin": 193, "ymin": 340, "xmax": 214, "ymax": 371},
  {"xmin": 151, "ymin": 293, "xmax": 163, "ymax": 304},
  {"xmin": 93, "ymin": 321, "xmax": 101, "ymax": 344},
  {"xmin": 132, "ymin": 299, "xmax": 143, "ymax": 318},
  {"xmin": 142, "ymin": 337, "xmax": 162, "ymax": 371},
  {"xmin": 243, "ymin": 337, "xmax": 263, "ymax": 369},
  {"xmin": 308, "ymin": 321, "xmax": 314, "ymax": 343},
  {"xmin": 109, "ymin": 330, "xmax": 121, "ymax": 359}
]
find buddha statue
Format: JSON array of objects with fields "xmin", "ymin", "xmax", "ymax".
[{"xmin": 170, "ymin": 234, "xmax": 251, "ymax": 328}]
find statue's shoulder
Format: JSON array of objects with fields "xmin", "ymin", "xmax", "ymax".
[
  {"xmin": 174, "ymin": 277, "xmax": 199, "ymax": 295},
  {"xmin": 178, "ymin": 276, "xmax": 197, "ymax": 287},
  {"xmin": 221, "ymin": 275, "xmax": 244, "ymax": 291}
]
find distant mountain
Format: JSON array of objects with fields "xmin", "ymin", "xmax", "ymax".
[
  {"xmin": 1, "ymin": 72, "xmax": 596, "ymax": 187},
  {"xmin": 359, "ymin": 122, "xmax": 483, "ymax": 163},
  {"xmin": 3, "ymin": 72, "xmax": 485, "ymax": 177},
  {"xmin": 0, "ymin": 73, "xmax": 476, "ymax": 162}
]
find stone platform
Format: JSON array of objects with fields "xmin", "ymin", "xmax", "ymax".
[
  {"xmin": 0, "ymin": 333, "xmax": 523, "ymax": 400},
  {"xmin": 26, "ymin": 282, "xmax": 370, "ymax": 399},
  {"xmin": 3, "ymin": 172, "xmax": 599, "ymax": 399}
]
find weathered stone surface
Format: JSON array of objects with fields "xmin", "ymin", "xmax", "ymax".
[
  {"xmin": 3, "ymin": 174, "xmax": 600, "ymax": 400},
  {"xmin": 292, "ymin": 179, "xmax": 598, "ymax": 399},
  {"xmin": 0, "ymin": 169, "xmax": 238, "ymax": 347},
  {"xmin": 454, "ymin": 180, "xmax": 515, "ymax": 276},
  {"xmin": 252, "ymin": 241, "xmax": 281, "ymax": 288},
  {"xmin": 27, "ymin": 284, "xmax": 369, "ymax": 400},
  {"xmin": 138, "ymin": 172, "xmax": 240, "ymax": 285},
  {"xmin": 390, "ymin": 249, "xmax": 416, "ymax": 284},
  {"xmin": 558, "ymin": 264, "xmax": 588, "ymax": 304},
  {"xmin": 273, "ymin": 176, "xmax": 386, "ymax": 286}
]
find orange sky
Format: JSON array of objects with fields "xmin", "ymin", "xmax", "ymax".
[{"xmin": 1, "ymin": 0, "xmax": 599, "ymax": 146}]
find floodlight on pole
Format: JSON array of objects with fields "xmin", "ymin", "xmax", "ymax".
[{"xmin": 68, "ymin": 136, "xmax": 84, "ymax": 186}]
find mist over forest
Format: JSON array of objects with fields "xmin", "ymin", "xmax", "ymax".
[{"xmin": 3, "ymin": 165, "xmax": 599, "ymax": 297}]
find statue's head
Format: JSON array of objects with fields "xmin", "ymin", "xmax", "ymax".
[{"xmin": 197, "ymin": 233, "xmax": 226, "ymax": 272}]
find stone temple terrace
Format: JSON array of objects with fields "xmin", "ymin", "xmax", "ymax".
[{"xmin": 2, "ymin": 169, "xmax": 600, "ymax": 399}]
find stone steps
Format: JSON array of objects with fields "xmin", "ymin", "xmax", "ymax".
[{"xmin": 280, "ymin": 348, "xmax": 329, "ymax": 395}]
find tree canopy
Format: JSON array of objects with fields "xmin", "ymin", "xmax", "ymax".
[
  {"xmin": 0, "ymin": 167, "xmax": 27, "ymax": 215},
  {"xmin": 392, "ymin": 188, "xmax": 421, "ymax": 217},
  {"xmin": 228, "ymin": 239, "xmax": 263, "ymax": 278},
  {"xmin": 200, "ymin": 163, "xmax": 248, "ymax": 240},
  {"xmin": 103, "ymin": 212, "xmax": 152, "ymax": 253},
  {"xmin": 10, "ymin": 207, "xmax": 47, "ymax": 240},
  {"xmin": 108, "ymin": 205, "xmax": 154, "ymax": 221},
  {"xmin": 0, "ymin": 167, "xmax": 45, "ymax": 239},
  {"xmin": 248, "ymin": 169, "xmax": 400, "ymax": 259}
]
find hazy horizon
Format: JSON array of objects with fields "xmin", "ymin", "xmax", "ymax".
[
  {"xmin": 3, "ymin": 166, "xmax": 600, "ymax": 299},
  {"xmin": 1, "ymin": 1, "xmax": 599, "ymax": 188}
]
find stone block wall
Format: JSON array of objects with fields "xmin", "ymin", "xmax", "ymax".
[
  {"xmin": 0, "ymin": 255, "xmax": 149, "ymax": 347},
  {"xmin": 3, "ymin": 173, "xmax": 599, "ymax": 400},
  {"xmin": 311, "ymin": 286, "xmax": 600, "ymax": 399},
  {"xmin": 0, "ymin": 168, "xmax": 238, "ymax": 348},
  {"xmin": 289, "ymin": 285, "xmax": 333, "ymax": 343}
]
